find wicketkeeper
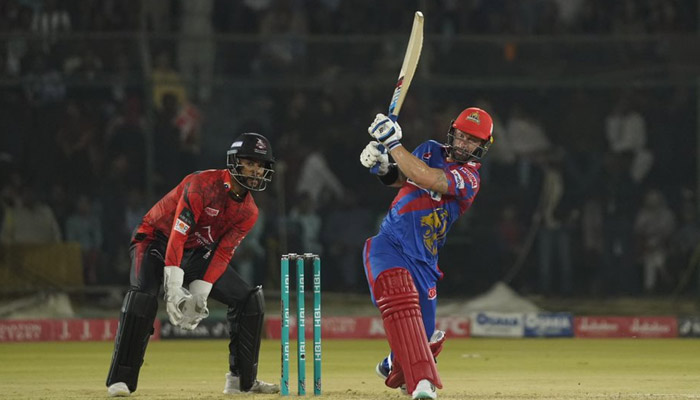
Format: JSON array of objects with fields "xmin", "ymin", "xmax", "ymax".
[
  {"xmin": 106, "ymin": 133, "xmax": 279, "ymax": 397},
  {"xmin": 360, "ymin": 108, "xmax": 494, "ymax": 400}
]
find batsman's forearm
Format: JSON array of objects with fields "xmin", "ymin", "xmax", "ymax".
[{"xmin": 389, "ymin": 146, "xmax": 448, "ymax": 193}]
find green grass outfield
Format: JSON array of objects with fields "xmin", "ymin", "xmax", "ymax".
[{"xmin": 1, "ymin": 338, "xmax": 700, "ymax": 399}]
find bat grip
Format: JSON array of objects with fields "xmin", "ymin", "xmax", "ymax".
[
  {"xmin": 369, "ymin": 143, "xmax": 387, "ymax": 174},
  {"xmin": 369, "ymin": 113, "xmax": 396, "ymax": 174}
]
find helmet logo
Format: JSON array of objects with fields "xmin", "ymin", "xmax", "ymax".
[
  {"xmin": 466, "ymin": 111, "xmax": 481, "ymax": 125},
  {"xmin": 255, "ymin": 138, "xmax": 267, "ymax": 154}
]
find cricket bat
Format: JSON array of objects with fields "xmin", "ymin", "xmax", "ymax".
[
  {"xmin": 371, "ymin": 11, "xmax": 424, "ymax": 173},
  {"xmin": 388, "ymin": 11, "xmax": 424, "ymax": 122}
]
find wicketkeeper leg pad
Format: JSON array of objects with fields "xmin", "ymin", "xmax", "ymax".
[
  {"xmin": 374, "ymin": 268, "xmax": 442, "ymax": 394},
  {"xmin": 106, "ymin": 290, "xmax": 158, "ymax": 393},
  {"xmin": 228, "ymin": 286, "xmax": 265, "ymax": 392}
]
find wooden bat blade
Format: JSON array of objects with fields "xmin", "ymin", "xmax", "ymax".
[{"xmin": 388, "ymin": 11, "xmax": 424, "ymax": 121}]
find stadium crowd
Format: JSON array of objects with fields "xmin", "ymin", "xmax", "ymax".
[{"xmin": 0, "ymin": 0, "xmax": 698, "ymax": 297}]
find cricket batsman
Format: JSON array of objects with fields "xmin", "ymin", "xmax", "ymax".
[
  {"xmin": 106, "ymin": 133, "xmax": 279, "ymax": 397},
  {"xmin": 360, "ymin": 108, "xmax": 494, "ymax": 399}
]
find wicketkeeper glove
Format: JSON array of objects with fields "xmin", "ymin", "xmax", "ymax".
[
  {"xmin": 179, "ymin": 279, "xmax": 212, "ymax": 331},
  {"xmin": 163, "ymin": 266, "xmax": 193, "ymax": 326},
  {"xmin": 360, "ymin": 141, "xmax": 390, "ymax": 175},
  {"xmin": 368, "ymin": 113, "xmax": 402, "ymax": 151}
]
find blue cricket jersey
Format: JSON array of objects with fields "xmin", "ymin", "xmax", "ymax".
[{"xmin": 378, "ymin": 140, "xmax": 481, "ymax": 280}]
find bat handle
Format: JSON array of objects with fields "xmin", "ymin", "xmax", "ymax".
[
  {"xmin": 369, "ymin": 144, "xmax": 387, "ymax": 174},
  {"xmin": 369, "ymin": 113, "xmax": 397, "ymax": 174}
]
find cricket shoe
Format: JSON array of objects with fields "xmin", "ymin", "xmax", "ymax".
[
  {"xmin": 375, "ymin": 357, "xmax": 408, "ymax": 395},
  {"xmin": 223, "ymin": 372, "xmax": 280, "ymax": 394},
  {"xmin": 107, "ymin": 382, "xmax": 130, "ymax": 397},
  {"xmin": 412, "ymin": 379, "xmax": 437, "ymax": 400}
]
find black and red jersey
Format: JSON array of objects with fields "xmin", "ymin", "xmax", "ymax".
[{"xmin": 136, "ymin": 169, "xmax": 258, "ymax": 283}]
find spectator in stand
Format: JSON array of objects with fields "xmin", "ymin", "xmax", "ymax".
[
  {"xmin": 536, "ymin": 148, "xmax": 574, "ymax": 295},
  {"xmin": 669, "ymin": 189, "xmax": 700, "ymax": 294},
  {"xmin": 104, "ymin": 97, "xmax": 146, "ymax": 187},
  {"xmin": 31, "ymin": 0, "xmax": 71, "ymax": 52},
  {"xmin": 253, "ymin": 0, "xmax": 308, "ymax": 75},
  {"xmin": 107, "ymin": 46, "xmax": 134, "ymax": 103},
  {"xmin": 605, "ymin": 93, "xmax": 653, "ymax": 184},
  {"xmin": 1, "ymin": 184, "xmax": 62, "ymax": 244},
  {"xmin": 296, "ymin": 138, "xmax": 344, "ymax": 210},
  {"xmin": 55, "ymin": 100, "xmax": 99, "ymax": 193},
  {"xmin": 142, "ymin": 0, "xmax": 174, "ymax": 32},
  {"xmin": 178, "ymin": 0, "xmax": 215, "ymax": 103},
  {"xmin": 47, "ymin": 183, "xmax": 70, "ymax": 237},
  {"xmin": 99, "ymin": 154, "xmax": 131, "ymax": 284},
  {"xmin": 63, "ymin": 42, "xmax": 103, "ymax": 82},
  {"xmin": 23, "ymin": 53, "xmax": 66, "ymax": 106},
  {"xmin": 173, "ymin": 99, "xmax": 203, "ymax": 176},
  {"xmin": 600, "ymin": 152, "xmax": 642, "ymax": 294},
  {"xmin": 634, "ymin": 189, "xmax": 676, "ymax": 293},
  {"xmin": 153, "ymin": 93, "xmax": 182, "ymax": 191},
  {"xmin": 124, "ymin": 188, "xmax": 147, "ymax": 238},
  {"xmin": 66, "ymin": 194, "xmax": 103, "ymax": 284},
  {"xmin": 152, "ymin": 50, "xmax": 187, "ymax": 110},
  {"xmin": 505, "ymin": 105, "xmax": 552, "ymax": 189},
  {"xmin": 232, "ymin": 195, "xmax": 268, "ymax": 284},
  {"xmin": 0, "ymin": 169, "xmax": 21, "ymax": 235},
  {"xmin": 288, "ymin": 191, "xmax": 322, "ymax": 256},
  {"xmin": 495, "ymin": 203, "xmax": 524, "ymax": 279},
  {"xmin": 322, "ymin": 194, "xmax": 372, "ymax": 291},
  {"xmin": 5, "ymin": 4, "xmax": 33, "ymax": 77},
  {"xmin": 475, "ymin": 98, "xmax": 512, "ymax": 183}
]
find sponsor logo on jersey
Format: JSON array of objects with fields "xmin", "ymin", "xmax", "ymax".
[
  {"xmin": 450, "ymin": 170, "xmax": 465, "ymax": 189},
  {"xmin": 204, "ymin": 207, "xmax": 219, "ymax": 217},
  {"xmin": 461, "ymin": 167, "xmax": 478, "ymax": 189},
  {"xmin": 420, "ymin": 208, "xmax": 449, "ymax": 256},
  {"xmin": 427, "ymin": 287, "xmax": 437, "ymax": 300},
  {"xmin": 174, "ymin": 218, "xmax": 190, "ymax": 235},
  {"xmin": 194, "ymin": 225, "xmax": 215, "ymax": 246},
  {"xmin": 466, "ymin": 111, "xmax": 481, "ymax": 124}
]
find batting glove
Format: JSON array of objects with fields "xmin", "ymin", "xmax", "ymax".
[
  {"xmin": 360, "ymin": 141, "xmax": 390, "ymax": 175},
  {"xmin": 368, "ymin": 113, "xmax": 402, "ymax": 150},
  {"xmin": 163, "ymin": 266, "xmax": 192, "ymax": 326}
]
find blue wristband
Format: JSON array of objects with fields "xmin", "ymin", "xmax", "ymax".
[{"xmin": 386, "ymin": 140, "xmax": 402, "ymax": 151}]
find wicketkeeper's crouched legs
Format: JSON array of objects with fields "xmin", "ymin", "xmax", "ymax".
[
  {"xmin": 228, "ymin": 286, "xmax": 265, "ymax": 390},
  {"xmin": 374, "ymin": 268, "xmax": 442, "ymax": 394},
  {"xmin": 106, "ymin": 289, "xmax": 159, "ymax": 393}
]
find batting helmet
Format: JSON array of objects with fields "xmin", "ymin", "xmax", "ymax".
[
  {"xmin": 226, "ymin": 133, "xmax": 275, "ymax": 191},
  {"xmin": 447, "ymin": 107, "xmax": 494, "ymax": 163}
]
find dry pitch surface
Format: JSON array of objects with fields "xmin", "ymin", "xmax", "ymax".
[{"xmin": 1, "ymin": 338, "xmax": 699, "ymax": 399}]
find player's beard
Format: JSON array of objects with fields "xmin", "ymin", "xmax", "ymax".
[
  {"xmin": 246, "ymin": 177, "xmax": 261, "ymax": 189},
  {"xmin": 451, "ymin": 146, "xmax": 470, "ymax": 163}
]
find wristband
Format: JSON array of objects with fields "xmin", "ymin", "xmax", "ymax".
[
  {"xmin": 385, "ymin": 140, "xmax": 402, "ymax": 151},
  {"xmin": 378, "ymin": 164, "xmax": 399, "ymax": 186}
]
